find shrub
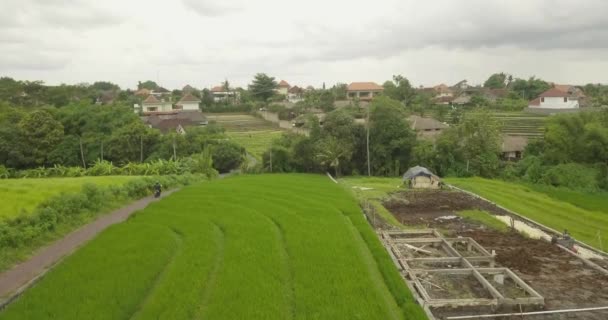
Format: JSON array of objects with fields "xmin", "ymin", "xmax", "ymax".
[
  {"xmin": 541, "ymin": 163, "xmax": 600, "ymax": 192},
  {"xmin": 212, "ymin": 142, "xmax": 244, "ymax": 173}
]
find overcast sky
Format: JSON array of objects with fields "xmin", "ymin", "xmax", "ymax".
[{"xmin": 2, "ymin": 0, "xmax": 607, "ymax": 90}]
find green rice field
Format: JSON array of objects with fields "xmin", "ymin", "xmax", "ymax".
[
  {"xmin": 0, "ymin": 176, "xmax": 136, "ymax": 220},
  {"xmin": 0, "ymin": 174, "xmax": 426, "ymax": 320},
  {"xmin": 446, "ymin": 177, "xmax": 608, "ymax": 250},
  {"xmin": 227, "ymin": 130, "xmax": 283, "ymax": 160}
]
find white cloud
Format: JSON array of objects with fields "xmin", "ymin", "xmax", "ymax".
[{"xmin": 1, "ymin": 0, "xmax": 607, "ymax": 89}]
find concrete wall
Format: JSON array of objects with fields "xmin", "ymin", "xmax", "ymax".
[{"xmin": 258, "ymin": 111, "xmax": 309, "ymax": 136}]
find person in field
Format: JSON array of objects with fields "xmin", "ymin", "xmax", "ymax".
[{"xmin": 153, "ymin": 182, "xmax": 162, "ymax": 198}]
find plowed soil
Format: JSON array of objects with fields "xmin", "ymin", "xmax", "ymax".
[{"xmin": 383, "ymin": 190, "xmax": 608, "ymax": 320}]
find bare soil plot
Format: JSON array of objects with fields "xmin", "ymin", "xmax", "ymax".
[{"xmin": 383, "ymin": 190, "xmax": 608, "ymax": 320}]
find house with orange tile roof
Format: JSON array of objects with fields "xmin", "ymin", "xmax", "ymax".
[
  {"xmin": 276, "ymin": 80, "xmax": 291, "ymax": 95},
  {"xmin": 175, "ymin": 93, "xmax": 201, "ymax": 111},
  {"xmin": 346, "ymin": 82, "xmax": 383, "ymax": 101},
  {"xmin": 210, "ymin": 85, "xmax": 238, "ymax": 102}
]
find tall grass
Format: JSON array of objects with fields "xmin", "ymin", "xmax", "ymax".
[
  {"xmin": 0, "ymin": 175, "xmax": 201, "ymax": 272},
  {"xmin": 0, "ymin": 174, "xmax": 426, "ymax": 320},
  {"xmin": 0, "ymin": 176, "xmax": 135, "ymax": 220}
]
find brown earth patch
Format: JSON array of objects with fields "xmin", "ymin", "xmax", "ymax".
[{"xmin": 382, "ymin": 190, "xmax": 608, "ymax": 320}]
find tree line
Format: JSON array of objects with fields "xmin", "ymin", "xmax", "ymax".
[{"xmin": 0, "ymin": 103, "xmax": 245, "ymax": 173}]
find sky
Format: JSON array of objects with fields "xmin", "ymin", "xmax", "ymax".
[{"xmin": 1, "ymin": 0, "xmax": 608, "ymax": 90}]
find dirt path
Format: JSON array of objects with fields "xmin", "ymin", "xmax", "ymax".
[{"xmin": 0, "ymin": 190, "xmax": 178, "ymax": 303}]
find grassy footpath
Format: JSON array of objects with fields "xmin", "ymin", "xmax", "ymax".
[
  {"xmin": 446, "ymin": 177, "xmax": 608, "ymax": 250},
  {"xmin": 340, "ymin": 177, "xmax": 406, "ymax": 227},
  {"xmin": 227, "ymin": 130, "xmax": 283, "ymax": 160},
  {"xmin": 458, "ymin": 210, "xmax": 509, "ymax": 232},
  {"xmin": 0, "ymin": 174, "xmax": 426, "ymax": 320},
  {"xmin": 0, "ymin": 176, "xmax": 136, "ymax": 220}
]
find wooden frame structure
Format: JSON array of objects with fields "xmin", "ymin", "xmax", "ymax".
[{"xmin": 381, "ymin": 229, "xmax": 544, "ymax": 308}]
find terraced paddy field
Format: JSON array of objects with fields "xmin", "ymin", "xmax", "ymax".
[
  {"xmin": 0, "ymin": 175, "xmax": 425, "ymax": 320},
  {"xmin": 204, "ymin": 113, "xmax": 278, "ymax": 131},
  {"xmin": 446, "ymin": 177, "xmax": 608, "ymax": 250},
  {"xmin": 227, "ymin": 130, "xmax": 283, "ymax": 160},
  {"xmin": 0, "ymin": 176, "xmax": 137, "ymax": 220},
  {"xmin": 447, "ymin": 111, "xmax": 548, "ymax": 138}
]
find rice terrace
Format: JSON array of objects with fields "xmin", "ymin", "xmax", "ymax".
[{"xmin": 0, "ymin": 175, "xmax": 426, "ymax": 320}]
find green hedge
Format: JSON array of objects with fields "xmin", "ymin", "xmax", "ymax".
[{"xmin": 0, "ymin": 175, "xmax": 202, "ymax": 271}]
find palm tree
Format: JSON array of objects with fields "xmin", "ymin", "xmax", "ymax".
[{"xmin": 315, "ymin": 137, "xmax": 351, "ymax": 177}]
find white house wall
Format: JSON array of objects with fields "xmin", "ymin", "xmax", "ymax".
[
  {"xmin": 181, "ymin": 102, "xmax": 199, "ymax": 111},
  {"xmin": 531, "ymin": 97, "xmax": 579, "ymax": 109}
]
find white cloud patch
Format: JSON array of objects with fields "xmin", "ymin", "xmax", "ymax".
[{"xmin": 0, "ymin": 0, "xmax": 607, "ymax": 88}]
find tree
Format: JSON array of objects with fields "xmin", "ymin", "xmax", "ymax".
[
  {"xmin": 18, "ymin": 110, "xmax": 65, "ymax": 167},
  {"xmin": 138, "ymin": 80, "xmax": 159, "ymax": 90},
  {"xmin": 458, "ymin": 109, "xmax": 502, "ymax": 177},
  {"xmin": 332, "ymin": 83, "xmax": 347, "ymax": 100},
  {"xmin": 201, "ymin": 88, "xmax": 215, "ymax": 107},
  {"xmin": 369, "ymin": 96, "xmax": 417, "ymax": 176},
  {"xmin": 318, "ymin": 91, "xmax": 335, "ymax": 112},
  {"xmin": 483, "ymin": 72, "xmax": 509, "ymax": 89},
  {"xmin": 211, "ymin": 141, "xmax": 244, "ymax": 173},
  {"xmin": 509, "ymin": 77, "xmax": 551, "ymax": 100},
  {"xmin": 382, "ymin": 75, "xmax": 416, "ymax": 105},
  {"xmin": 315, "ymin": 136, "xmax": 351, "ymax": 177},
  {"xmin": 248, "ymin": 73, "xmax": 277, "ymax": 102},
  {"xmin": 91, "ymin": 81, "xmax": 120, "ymax": 91}
]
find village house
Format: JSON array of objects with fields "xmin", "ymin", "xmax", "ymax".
[
  {"xmin": 174, "ymin": 93, "xmax": 200, "ymax": 111},
  {"xmin": 407, "ymin": 115, "xmax": 448, "ymax": 140},
  {"xmin": 553, "ymin": 84, "xmax": 587, "ymax": 106},
  {"xmin": 403, "ymin": 166, "xmax": 441, "ymax": 189},
  {"xmin": 276, "ymin": 80, "xmax": 290, "ymax": 96},
  {"xmin": 528, "ymin": 88, "xmax": 580, "ymax": 109},
  {"xmin": 210, "ymin": 85, "xmax": 237, "ymax": 102},
  {"xmin": 151, "ymin": 86, "xmax": 171, "ymax": 97},
  {"xmin": 182, "ymin": 84, "xmax": 196, "ymax": 94},
  {"xmin": 288, "ymin": 86, "xmax": 304, "ymax": 102},
  {"xmin": 433, "ymin": 84, "xmax": 454, "ymax": 97},
  {"xmin": 501, "ymin": 135, "xmax": 528, "ymax": 161},
  {"xmin": 134, "ymin": 88, "xmax": 152, "ymax": 97},
  {"xmin": 451, "ymin": 80, "xmax": 470, "ymax": 91},
  {"xmin": 141, "ymin": 111, "xmax": 208, "ymax": 134},
  {"xmin": 346, "ymin": 82, "xmax": 383, "ymax": 101},
  {"xmin": 140, "ymin": 95, "xmax": 173, "ymax": 113}
]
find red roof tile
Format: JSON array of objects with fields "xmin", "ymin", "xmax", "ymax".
[
  {"xmin": 143, "ymin": 95, "xmax": 161, "ymax": 104},
  {"xmin": 529, "ymin": 97, "xmax": 541, "ymax": 106},
  {"xmin": 177, "ymin": 93, "xmax": 200, "ymax": 103},
  {"xmin": 347, "ymin": 82, "xmax": 383, "ymax": 91},
  {"xmin": 278, "ymin": 80, "xmax": 290, "ymax": 88},
  {"xmin": 539, "ymin": 88, "xmax": 569, "ymax": 98}
]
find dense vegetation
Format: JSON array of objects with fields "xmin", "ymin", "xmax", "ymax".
[
  {"xmin": 0, "ymin": 174, "xmax": 201, "ymax": 272},
  {"xmin": 0, "ymin": 175, "xmax": 426, "ymax": 320},
  {"xmin": 502, "ymin": 110, "xmax": 608, "ymax": 191},
  {"xmin": 1, "ymin": 74, "xmax": 606, "ymax": 187},
  {"xmin": 0, "ymin": 104, "xmax": 244, "ymax": 173}
]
